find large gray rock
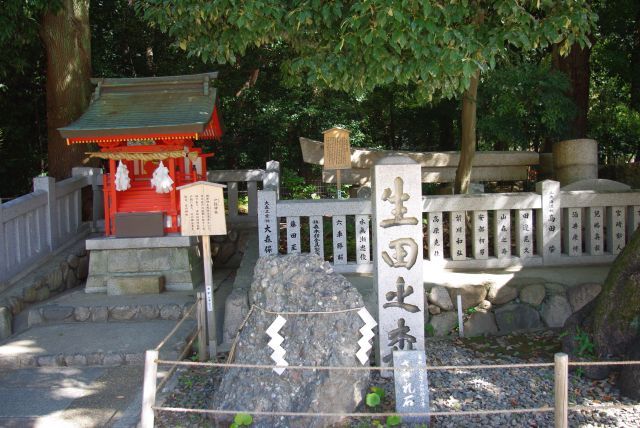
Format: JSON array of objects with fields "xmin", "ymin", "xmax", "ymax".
[
  {"xmin": 464, "ymin": 312, "xmax": 498, "ymax": 337},
  {"xmin": 427, "ymin": 286, "xmax": 454, "ymax": 311},
  {"xmin": 486, "ymin": 283, "xmax": 518, "ymax": 305},
  {"xmin": 495, "ymin": 303, "xmax": 543, "ymax": 333},
  {"xmin": 520, "ymin": 284, "xmax": 546, "ymax": 306},
  {"xmin": 427, "ymin": 312, "xmax": 458, "ymax": 337},
  {"xmin": 619, "ymin": 339, "xmax": 640, "ymax": 400},
  {"xmin": 447, "ymin": 283, "xmax": 488, "ymax": 310},
  {"xmin": 215, "ymin": 254, "xmax": 369, "ymax": 428},
  {"xmin": 541, "ymin": 295, "xmax": 572, "ymax": 328},
  {"xmin": 567, "ymin": 283, "xmax": 602, "ymax": 313}
]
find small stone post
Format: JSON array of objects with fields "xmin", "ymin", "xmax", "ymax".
[
  {"xmin": 258, "ymin": 161, "xmax": 280, "ymax": 257},
  {"xmin": 372, "ymin": 156, "xmax": 425, "ymax": 371},
  {"xmin": 33, "ymin": 176, "xmax": 58, "ymax": 251},
  {"xmin": 536, "ymin": 180, "xmax": 561, "ymax": 263},
  {"xmin": 72, "ymin": 167, "xmax": 103, "ymax": 232}
]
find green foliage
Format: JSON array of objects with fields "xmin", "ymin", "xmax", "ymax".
[
  {"xmin": 137, "ymin": 1, "xmax": 596, "ymax": 101},
  {"xmin": 385, "ymin": 415, "xmax": 402, "ymax": 426},
  {"xmin": 588, "ymin": 72, "xmax": 640, "ymax": 163},
  {"xmin": 231, "ymin": 413, "xmax": 253, "ymax": 427},
  {"xmin": 425, "ymin": 323, "xmax": 435, "ymax": 338},
  {"xmin": 365, "ymin": 386, "xmax": 385, "ymax": 408},
  {"xmin": 478, "ymin": 61, "xmax": 576, "ymax": 152}
]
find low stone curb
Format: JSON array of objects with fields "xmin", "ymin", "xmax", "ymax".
[{"xmin": 27, "ymin": 302, "xmax": 194, "ymax": 328}]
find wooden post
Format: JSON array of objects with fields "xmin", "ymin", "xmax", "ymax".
[
  {"xmin": 457, "ymin": 294, "xmax": 464, "ymax": 337},
  {"xmin": 336, "ymin": 169, "xmax": 342, "ymax": 199},
  {"xmin": 202, "ymin": 236, "xmax": 217, "ymax": 357},
  {"xmin": 554, "ymin": 352, "xmax": 569, "ymax": 428},
  {"xmin": 196, "ymin": 292, "xmax": 209, "ymax": 362},
  {"xmin": 140, "ymin": 349, "xmax": 159, "ymax": 428}
]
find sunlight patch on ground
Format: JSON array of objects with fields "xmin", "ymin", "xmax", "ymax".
[{"xmin": 0, "ymin": 340, "xmax": 44, "ymax": 357}]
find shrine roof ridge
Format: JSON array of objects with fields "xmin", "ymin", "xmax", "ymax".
[{"xmin": 59, "ymin": 72, "xmax": 221, "ymax": 141}]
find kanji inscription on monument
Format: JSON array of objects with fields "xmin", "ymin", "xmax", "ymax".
[
  {"xmin": 372, "ymin": 156, "xmax": 424, "ymax": 371},
  {"xmin": 179, "ymin": 181, "xmax": 227, "ymax": 236},
  {"xmin": 393, "ymin": 350, "xmax": 430, "ymax": 424}
]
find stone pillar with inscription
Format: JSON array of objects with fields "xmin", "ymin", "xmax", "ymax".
[{"xmin": 372, "ymin": 156, "xmax": 425, "ymax": 371}]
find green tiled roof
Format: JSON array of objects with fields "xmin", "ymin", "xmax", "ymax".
[{"xmin": 59, "ymin": 73, "xmax": 219, "ymax": 139}]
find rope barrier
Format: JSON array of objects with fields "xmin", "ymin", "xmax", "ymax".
[
  {"xmin": 155, "ymin": 359, "xmax": 555, "ymax": 371},
  {"xmin": 85, "ymin": 150, "xmax": 186, "ymax": 162},
  {"xmin": 570, "ymin": 404, "xmax": 640, "ymax": 412},
  {"xmin": 569, "ymin": 360, "xmax": 640, "ymax": 366},
  {"xmin": 155, "ymin": 301, "xmax": 198, "ymax": 352},
  {"xmin": 155, "ymin": 327, "xmax": 201, "ymax": 394},
  {"xmin": 153, "ymin": 405, "xmax": 555, "ymax": 418}
]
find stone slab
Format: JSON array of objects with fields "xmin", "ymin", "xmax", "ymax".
[
  {"xmin": 86, "ymin": 235, "xmax": 197, "ymax": 250},
  {"xmin": 107, "ymin": 275, "xmax": 165, "ymax": 295}
]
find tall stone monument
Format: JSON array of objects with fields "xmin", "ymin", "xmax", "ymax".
[{"xmin": 371, "ymin": 156, "xmax": 425, "ymax": 369}]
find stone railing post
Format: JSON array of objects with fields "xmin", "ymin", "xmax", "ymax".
[
  {"xmin": 257, "ymin": 189, "xmax": 278, "ymax": 257},
  {"xmin": 72, "ymin": 167, "xmax": 103, "ymax": 232},
  {"xmin": 536, "ymin": 180, "xmax": 561, "ymax": 264},
  {"xmin": 371, "ymin": 156, "xmax": 425, "ymax": 371},
  {"xmin": 33, "ymin": 176, "xmax": 57, "ymax": 251},
  {"xmin": 264, "ymin": 160, "xmax": 280, "ymax": 198}
]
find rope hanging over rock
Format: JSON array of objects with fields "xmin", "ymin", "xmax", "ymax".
[
  {"xmin": 150, "ymin": 160, "xmax": 174, "ymax": 193},
  {"xmin": 114, "ymin": 160, "xmax": 131, "ymax": 191}
]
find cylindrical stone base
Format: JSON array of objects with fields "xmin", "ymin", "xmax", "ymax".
[{"xmin": 553, "ymin": 139, "xmax": 598, "ymax": 186}]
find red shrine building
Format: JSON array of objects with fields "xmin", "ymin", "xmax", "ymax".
[{"xmin": 59, "ymin": 73, "xmax": 222, "ymax": 236}]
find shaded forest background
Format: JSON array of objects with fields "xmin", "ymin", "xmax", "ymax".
[{"xmin": 0, "ymin": 0, "xmax": 638, "ymax": 199}]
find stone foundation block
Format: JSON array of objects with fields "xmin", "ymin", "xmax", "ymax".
[{"xmin": 107, "ymin": 275, "xmax": 165, "ymax": 296}]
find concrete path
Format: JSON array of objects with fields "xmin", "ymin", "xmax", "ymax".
[{"xmin": 0, "ymin": 268, "xmax": 236, "ymax": 428}]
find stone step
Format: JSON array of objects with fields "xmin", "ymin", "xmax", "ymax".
[
  {"xmin": 0, "ymin": 320, "xmax": 195, "ymax": 369},
  {"xmin": 16, "ymin": 289, "xmax": 197, "ymax": 330},
  {"xmin": 26, "ymin": 301, "xmax": 193, "ymax": 328}
]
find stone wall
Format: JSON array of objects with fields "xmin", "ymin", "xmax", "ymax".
[
  {"xmin": 0, "ymin": 245, "xmax": 89, "ymax": 339},
  {"xmin": 425, "ymin": 279, "xmax": 603, "ymax": 337},
  {"xmin": 211, "ymin": 225, "xmax": 253, "ymax": 268}
]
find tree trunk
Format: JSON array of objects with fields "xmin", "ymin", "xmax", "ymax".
[
  {"xmin": 631, "ymin": 8, "xmax": 640, "ymax": 112},
  {"xmin": 40, "ymin": 0, "xmax": 92, "ymax": 180},
  {"xmin": 454, "ymin": 71, "xmax": 479, "ymax": 194},
  {"xmin": 552, "ymin": 42, "xmax": 591, "ymax": 139}
]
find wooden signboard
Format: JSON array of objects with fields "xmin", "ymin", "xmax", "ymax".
[
  {"xmin": 178, "ymin": 181, "xmax": 227, "ymax": 357},
  {"xmin": 323, "ymin": 127, "xmax": 351, "ymax": 170},
  {"xmin": 179, "ymin": 181, "xmax": 227, "ymax": 236}
]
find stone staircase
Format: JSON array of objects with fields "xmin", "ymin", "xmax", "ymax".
[{"xmin": 0, "ymin": 288, "xmax": 201, "ymax": 370}]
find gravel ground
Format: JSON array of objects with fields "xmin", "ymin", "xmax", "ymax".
[{"xmin": 156, "ymin": 331, "xmax": 640, "ymax": 427}]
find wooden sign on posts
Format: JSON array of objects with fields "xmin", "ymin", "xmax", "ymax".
[
  {"xmin": 178, "ymin": 181, "xmax": 227, "ymax": 358},
  {"xmin": 323, "ymin": 127, "xmax": 351, "ymax": 199},
  {"xmin": 179, "ymin": 181, "xmax": 227, "ymax": 236},
  {"xmin": 323, "ymin": 127, "xmax": 351, "ymax": 170}
]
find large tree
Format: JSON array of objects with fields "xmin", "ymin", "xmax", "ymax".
[
  {"xmin": 1, "ymin": 0, "xmax": 92, "ymax": 181},
  {"xmin": 138, "ymin": 0, "xmax": 595, "ymax": 193}
]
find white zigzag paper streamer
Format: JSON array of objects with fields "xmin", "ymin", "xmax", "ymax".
[
  {"xmin": 266, "ymin": 315, "xmax": 288, "ymax": 375},
  {"xmin": 356, "ymin": 307, "xmax": 377, "ymax": 365}
]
